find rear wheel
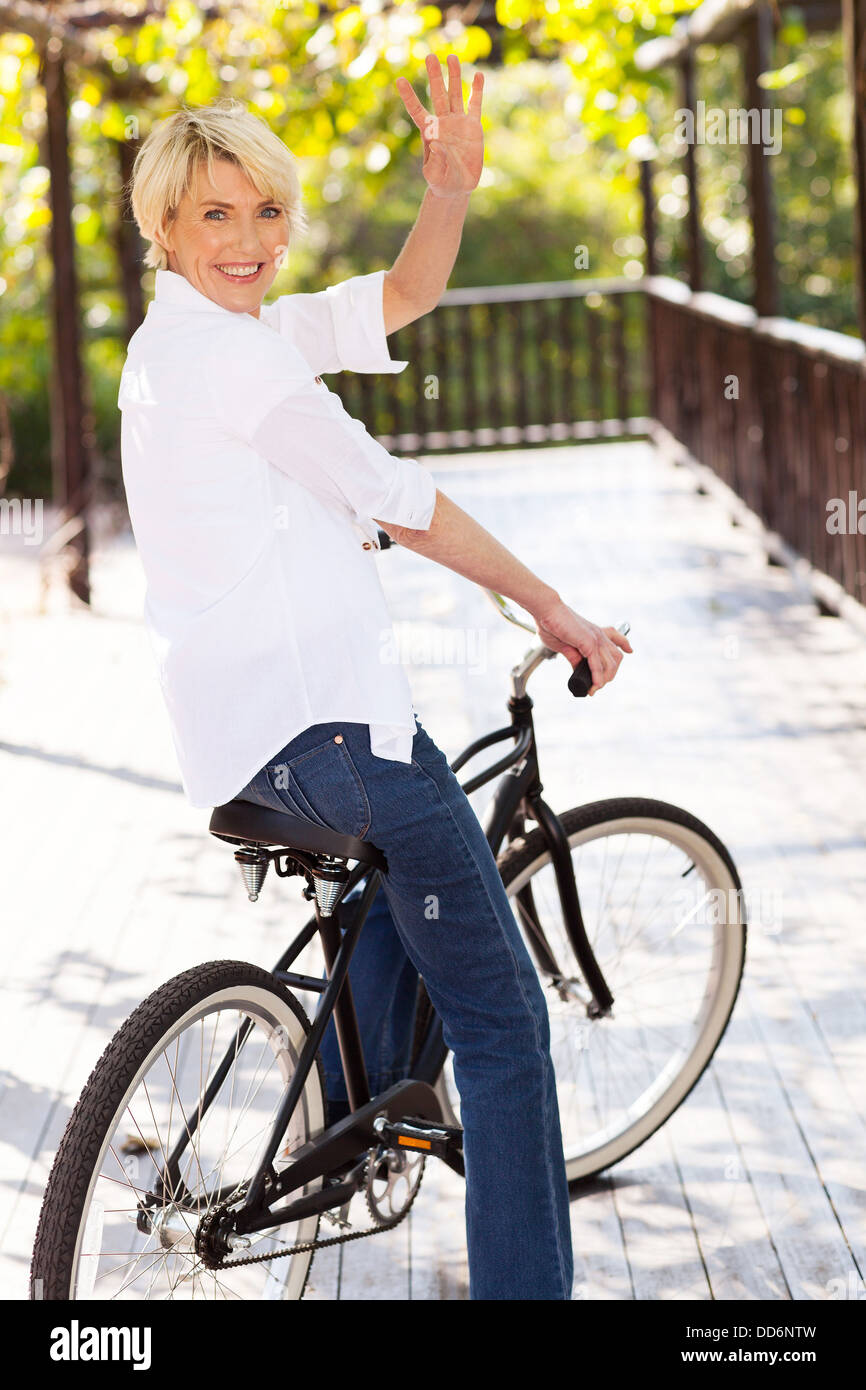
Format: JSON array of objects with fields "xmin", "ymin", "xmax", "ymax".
[
  {"xmin": 438, "ymin": 799, "xmax": 747, "ymax": 1183},
  {"xmin": 30, "ymin": 961, "xmax": 327, "ymax": 1300}
]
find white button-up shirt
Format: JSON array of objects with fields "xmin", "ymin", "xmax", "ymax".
[{"xmin": 118, "ymin": 267, "xmax": 437, "ymax": 809}]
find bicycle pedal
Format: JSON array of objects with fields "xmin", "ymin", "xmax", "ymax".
[
  {"xmin": 322, "ymin": 1184, "xmax": 355, "ymax": 1228},
  {"xmin": 321, "ymin": 1200, "xmax": 353, "ymax": 1232},
  {"xmin": 320, "ymin": 1154, "xmax": 367, "ymax": 1229},
  {"xmin": 373, "ymin": 1116, "xmax": 464, "ymax": 1172}
]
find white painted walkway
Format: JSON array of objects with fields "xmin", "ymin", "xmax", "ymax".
[{"xmin": 1, "ymin": 441, "xmax": 865, "ymax": 1300}]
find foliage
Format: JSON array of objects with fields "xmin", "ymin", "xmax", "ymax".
[
  {"xmin": 0, "ymin": 0, "xmax": 859, "ymax": 501},
  {"xmin": 650, "ymin": 18, "xmax": 856, "ymax": 333}
]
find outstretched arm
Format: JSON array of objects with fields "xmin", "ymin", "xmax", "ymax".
[
  {"xmin": 375, "ymin": 491, "xmax": 633, "ymax": 697},
  {"xmin": 383, "ymin": 54, "xmax": 484, "ymax": 333}
]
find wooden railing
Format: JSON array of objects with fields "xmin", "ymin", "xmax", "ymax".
[
  {"xmin": 38, "ymin": 271, "xmax": 866, "ymax": 618},
  {"xmin": 328, "ymin": 278, "xmax": 651, "ymax": 454},
  {"xmin": 646, "ymin": 276, "xmax": 866, "ymax": 608}
]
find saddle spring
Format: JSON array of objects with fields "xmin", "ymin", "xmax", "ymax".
[{"xmin": 233, "ymin": 845, "xmax": 350, "ymax": 916}]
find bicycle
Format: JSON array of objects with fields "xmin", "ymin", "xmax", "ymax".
[{"xmin": 30, "ymin": 538, "xmax": 747, "ymax": 1300}]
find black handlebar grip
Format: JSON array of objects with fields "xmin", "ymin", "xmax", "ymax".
[
  {"xmin": 567, "ymin": 623, "xmax": 629, "ymax": 696},
  {"xmin": 377, "ymin": 528, "xmax": 394, "ymax": 549},
  {"xmin": 567, "ymin": 655, "xmax": 593, "ymax": 698}
]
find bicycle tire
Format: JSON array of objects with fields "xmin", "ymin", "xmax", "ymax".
[{"xmin": 30, "ymin": 960, "xmax": 327, "ymax": 1301}]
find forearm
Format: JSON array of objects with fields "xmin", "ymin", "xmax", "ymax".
[
  {"xmin": 375, "ymin": 490, "xmax": 561, "ymax": 620},
  {"xmin": 386, "ymin": 187, "xmax": 471, "ymax": 309}
]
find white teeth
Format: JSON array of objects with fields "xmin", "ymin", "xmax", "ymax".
[{"xmin": 216, "ymin": 264, "xmax": 260, "ymax": 277}]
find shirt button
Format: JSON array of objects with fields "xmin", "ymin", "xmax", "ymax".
[
  {"xmin": 362, "ymin": 541, "xmax": 372, "ymax": 549},
  {"xmin": 334, "ymin": 734, "xmax": 343, "ymax": 744},
  {"xmin": 314, "ymin": 375, "xmax": 323, "ymax": 384}
]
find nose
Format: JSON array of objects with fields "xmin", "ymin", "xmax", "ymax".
[{"xmin": 229, "ymin": 215, "xmax": 266, "ymax": 258}]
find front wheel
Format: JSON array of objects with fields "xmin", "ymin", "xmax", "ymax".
[
  {"xmin": 439, "ymin": 799, "xmax": 747, "ymax": 1183},
  {"xmin": 30, "ymin": 961, "xmax": 327, "ymax": 1300}
]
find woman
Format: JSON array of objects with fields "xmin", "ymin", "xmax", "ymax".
[{"xmin": 121, "ymin": 63, "xmax": 631, "ymax": 1300}]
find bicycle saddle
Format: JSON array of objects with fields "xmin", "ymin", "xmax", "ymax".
[{"xmin": 208, "ymin": 798, "xmax": 388, "ymax": 872}]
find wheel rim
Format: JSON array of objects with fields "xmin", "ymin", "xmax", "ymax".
[
  {"xmin": 69, "ymin": 985, "xmax": 324, "ymax": 1300},
  {"xmin": 505, "ymin": 817, "xmax": 744, "ymax": 1178}
]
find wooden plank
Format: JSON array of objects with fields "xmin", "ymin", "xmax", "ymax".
[
  {"xmin": 664, "ymin": 1065, "xmax": 787, "ymax": 1300},
  {"xmin": 711, "ymin": 981, "xmax": 860, "ymax": 1299},
  {"xmin": 609, "ymin": 1124, "xmax": 712, "ymax": 1300},
  {"xmin": 405, "ymin": 1160, "xmax": 470, "ymax": 1300},
  {"xmin": 334, "ymin": 1191, "xmax": 411, "ymax": 1300}
]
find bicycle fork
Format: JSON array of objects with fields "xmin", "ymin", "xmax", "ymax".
[
  {"xmin": 520, "ymin": 791, "xmax": 615, "ymax": 1017},
  {"xmin": 477, "ymin": 696, "xmax": 615, "ymax": 1018}
]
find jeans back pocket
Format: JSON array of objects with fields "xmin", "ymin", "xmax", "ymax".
[{"xmin": 268, "ymin": 735, "xmax": 371, "ymax": 840}]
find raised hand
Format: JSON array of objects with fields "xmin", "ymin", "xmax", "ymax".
[{"xmin": 396, "ymin": 53, "xmax": 484, "ymax": 199}]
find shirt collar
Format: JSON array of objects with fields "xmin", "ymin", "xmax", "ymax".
[{"xmin": 154, "ymin": 268, "xmax": 269, "ymax": 319}]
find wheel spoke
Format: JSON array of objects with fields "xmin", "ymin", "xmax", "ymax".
[{"xmin": 37, "ymin": 969, "xmax": 325, "ymax": 1301}]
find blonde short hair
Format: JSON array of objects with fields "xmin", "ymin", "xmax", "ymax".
[{"xmin": 128, "ymin": 98, "xmax": 308, "ymax": 271}]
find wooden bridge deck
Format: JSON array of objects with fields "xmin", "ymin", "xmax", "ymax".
[{"xmin": 1, "ymin": 440, "xmax": 865, "ymax": 1301}]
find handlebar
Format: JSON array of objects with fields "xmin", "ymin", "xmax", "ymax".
[{"xmin": 375, "ymin": 529, "xmax": 628, "ymax": 699}]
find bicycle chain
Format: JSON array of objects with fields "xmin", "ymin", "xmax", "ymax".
[{"xmin": 196, "ymin": 1160, "xmax": 409, "ymax": 1271}]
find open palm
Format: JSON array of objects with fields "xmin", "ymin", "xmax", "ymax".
[{"xmin": 396, "ymin": 53, "xmax": 484, "ymax": 198}]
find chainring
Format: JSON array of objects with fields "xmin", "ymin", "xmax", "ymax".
[{"xmin": 363, "ymin": 1144, "xmax": 425, "ymax": 1226}]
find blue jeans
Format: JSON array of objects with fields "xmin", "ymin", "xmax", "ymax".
[{"xmin": 236, "ymin": 714, "xmax": 573, "ymax": 1299}]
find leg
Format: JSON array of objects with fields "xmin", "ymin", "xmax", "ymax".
[
  {"xmin": 336, "ymin": 720, "xmax": 573, "ymax": 1300},
  {"xmin": 369, "ymin": 728, "xmax": 572, "ymax": 1301}
]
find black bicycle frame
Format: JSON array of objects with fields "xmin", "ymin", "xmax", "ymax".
[
  {"xmin": 410, "ymin": 691, "xmax": 615, "ymax": 1087},
  {"xmin": 161, "ymin": 688, "xmax": 613, "ymax": 1239}
]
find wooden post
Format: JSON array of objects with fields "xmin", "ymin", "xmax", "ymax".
[
  {"xmin": 843, "ymin": 0, "xmax": 866, "ymax": 342},
  {"xmin": 638, "ymin": 158, "xmax": 659, "ymax": 422},
  {"xmin": 639, "ymin": 158, "xmax": 658, "ymax": 277},
  {"xmin": 41, "ymin": 36, "xmax": 91, "ymax": 605},
  {"xmin": 742, "ymin": 4, "xmax": 779, "ymax": 317},
  {"xmin": 680, "ymin": 50, "xmax": 702, "ymax": 292},
  {"xmin": 113, "ymin": 136, "xmax": 145, "ymax": 342},
  {"xmin": 741, "ymin": 5, "xmax": 779, "ymax": 552}
]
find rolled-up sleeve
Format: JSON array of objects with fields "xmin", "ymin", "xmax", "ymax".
[
  {"xmin": 272, "ymin": 269, "xmax": 408, "ymax": 376},
  {"xmin": 205, "ymin": 321, "xmax": 436, "ymax": 531}
]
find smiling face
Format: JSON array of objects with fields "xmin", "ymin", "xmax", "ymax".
[{"xmin": 155, "ymin": 157, "xmax": 289, "ymax": 318}]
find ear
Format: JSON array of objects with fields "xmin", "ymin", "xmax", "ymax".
[
  {"xmin": 153, "ymin": 226, "xmax": 174, "ymax": 271},
  {"xmin": 152, "ymin": 218, "xmax": 173, "ymax": 256}
]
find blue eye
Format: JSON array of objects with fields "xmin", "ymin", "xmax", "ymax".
[{"xmin": 204, "ymin": 207, "xmax": 282, "ymax": 220}]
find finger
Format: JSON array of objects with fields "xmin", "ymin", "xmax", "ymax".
[
  {"xmin": 396, "ymin": 76, "xmax": 432, "ymax": 133},
  {"xmin": 425, "ymin": 53, "xmax": 450, "ymax": 115},
  {"xmin": 446, "ymin": 53, "xmax": 464, "ymax": 113},
  {"xmin": 590, "ymin": 640, "xmax": 626, "ymax": 695},
  {"xmin": 603, "ymin": 626, "xmax": 633, "ymax": 654},
  {"xmin": 586, "ymin": 645, "xmax": 609, "ymax": 693},
  {"xmin": 588, "ymin": 666, "xmax": 614, "ymax": 696},
  {"xmin": 592, "ymin": 643, "xmax": 620, "ymax": 691},
  {"xmin": 467, "ymin": 69, "xmax": 484, "ymax": 117}
]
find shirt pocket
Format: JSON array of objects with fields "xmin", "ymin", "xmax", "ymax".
[{"xmin": 268, "ymin": 737, "xmax": 372, "ymax": 839}]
